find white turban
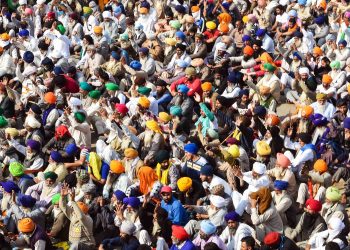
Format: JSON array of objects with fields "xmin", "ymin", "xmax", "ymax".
[
  {"xmin": 102, "ymin": 11, "xmax": 112, "ymax": 19},
  {"xmin": 69, "ymin": 97, "xmax": 82, "ymax": 107},
  {"xmin": 216, "ymin": 42, "xmax": 227, "ymax": 52},
  {"xmin": 252, "ymin": 162, "xmax": 266, "ymax": 175},
  {"xmin": 22, "ymin": 66, "xmax": 37, "ymax": 78},
  {"xmin": 209, "ymin": 195, "xmax": 226, "ymax": 208},
  {"xmin": 25, "ymin": 115, "xmax": 41, "ymax": 129},
  {"xmin": 120, "ymin": 221, "xmax": 136, "ymax": 235},
  {"xmin": 299, "ymin": 67, "xmax": 309, "ymax": 75},
  {"xmin": 19, "ymin": 0, "xmax": 27, "ymax": 5},
  {"xmin": 37, "ymin": 0, "xmax": 45, "ymax": 4}
]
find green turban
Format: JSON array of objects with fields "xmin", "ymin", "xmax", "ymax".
[
  {"xmin": 170, "ymin": 106, "xmax": 182, "ymax": 116},
  {"xmin": 56, "ymin": 24, "xmax": 66, "ymax": 35},
  {"xmin": 79, "ymin": 82, "xmax": 93, "ymax": 92},
  {"xmin": 330, "ymin": 60, "xmax": 341, "ymax": 69},
  {"xmin": 137, "ymin": 86, "xmax": 152, "ymax": 95},
  {"xmin": 52, "ymin": 193, "xmax": 61, "ymax": 205},
  {"xmin": 88, "ymin": 90, "xmax": 101, "ymax": 100},
  {"xmin": 326, "ymin": 186, "xmax": 341, "ymax": 202},
  {"xmin": 44, "ymin": 171, "xmax": 58, "ymax": 181},
  {"xmin": 119, "ymin": 33, "xmax": 129, "ymax": 41},
  {"xmin": 74, "ymin": 112, "xmax": 86, "ymax": 123},
  {"xmin": 9, "ymin": 162, "xmax": 24, "ymax": 177},
  {"xmin": 105, "ymin": 83, "xmax": 120, "ymax": 91},
  {"xmin": 263, "ymin": 63, "xmax": 276, "ymax": 72},
  {"xmin": 83, "ymin": 6, "xmax": 93, "ymax": 15},
  {"xmin": 0, "ymin": 116, "xmax": 8, "ymax": 128},
  {"xmin": 199, "ymin": 103, "xmax": 214, "ymax": 121},
  {"xmin": 170, "ymin": 20, "xmax": 181, "ymax": 30}
]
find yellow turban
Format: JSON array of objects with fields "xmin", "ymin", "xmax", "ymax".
[
  {"xmin": 124, "ymin": 148, "xmax": 138, "ymax": 158},
  {"xmin": 5, "ymin": 128, "xmax": 19, "ymax": 137},
  {"xmin": 228, "ymin": 145, "xmax": 240, "ymax": 158},
  {"xmin": 93, "ymin": 26, "xmax": 103, "ymax": 34},
  {"xmin": 316, "ymin": 93, "xmax": 327, "ymax": 100},
  {"xmin": 201, "ymin": 82, "xmax": 212, "ymax": 91},
  {"xmin": 326, "ymin": 186, "xmax": 341, "ymax": 202},
  {"xmin": 18, "ymin": 218, "xmax": 35, "ymax": 233},
  {"xmin": 138, "ymin": 96, "xmax": 150, "ymax": 108},
  {"xmin": 256, "ymin": 141, "xmax": 271, "ymax": 156},
  {"xmin": 83, "ymin": 6, "xmax": 92, "ymax": 15},
  {"xmin": 158, "ymin": 112, "xmax": 171, "ymax": 123},
  {"xmin": 146, "ymin": 120, "xmax": 162, "ymax": 133},
  {"xmin": 110, "ymin": 160, "xmax": 125, "ymax": 174},
  {"xmin": 242, "ymin": 15, "xmax": 249, "ymax": 23},
  {"xmin": 165, "ymin": 38, "xmax": 177, "ymax": 46},
  {"xmin": 177, "ymin": 177, "xmax": 192, "ymax": 192},
  {"xmin": 0, "ymin": 33, "xmax": 10, "ymax": 41},
  {"xmin": 322, "ymin": 74, "xmax": 332, "ymax": 85},
  {"xmin": 206, "ymin": 21, "xmax": 216, "ymax": 30}
]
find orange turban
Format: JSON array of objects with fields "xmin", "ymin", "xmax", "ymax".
[
  {"xmin": 77, "ymin": 201, "xmax": 89, "ymax": 214},
  {"xmin": 266, "ymin": 114, "xmax": 280, "ymax": 126},
  {"xmin": 139, "ymin": 7, "xmax": 149, "ymax": 14},
  {"xmin": 0, "ymin": 33, "xmax": 10, "ymax": 41},
  {"xmin": 18, "ymin": 218, "xmax": 35, "ymax": 233},
  {"xmin": 322, "ymin": 74, "xmax": 332, "ymax": 84},
  {"xmin": 243, "ymin": 46, "xmax": 254, "ymax": 56},
  {"xmin": 124, "ymin": 148, "xmax": 138, "ymax": 158},
  {"xmin": 110, "ymin": 160, "xmax": 125, "ymax": 174},
  {"xmin": 138, "ymin": 96, "xmax": 150, "ymax": 108},
  {"xmin": 319, "ymin": 0, "xmax": 327, "ymax": 9},
  {"xmin": 191, "ymin": 5, "xmax": 200, "ymax": 12},
  {"xmin": 44, "ymin": 92, "xmax": 57, "ymax": 104},
  {"xmin": 313, "ymin": 47, "xmax": 323, "ymax": 56},
  {"xmin": 138, "ymin": 166, "xmax": 158, "ymax": 194},
  {"xmin": 301, "ymin": 106, "xmax": 314, "ymax": 118},
  {"xmin": 219, "ymin": 23, "xmax": 229, "ymax": 33},
  {"xmin": 218, "ymin": 13, "xmax": 232, "ymax": 24},
  {"xmin": 201, "ymin": 82, "xmax": 212, "ymax": 91},
  {"xmin": 260, "ymin": 52, "xmax": 273, "ymax": 64},
  {"xmin": 314, "ymin": 159, "xmax": 328, "ymax": 174},
  {"xmin": 93, "ymin": 26, "xmax": 103, "ymax": 34}
]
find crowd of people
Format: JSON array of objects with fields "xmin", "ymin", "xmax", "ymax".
[{"xmin": 1, "ymin": 0, "xmax": 350, "ymax": 249}]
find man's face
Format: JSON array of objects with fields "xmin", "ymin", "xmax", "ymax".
[
  {"xmin": 345, "ymin": 128, "xmax": 350, "ymax": 140},
  {"xmin": 139, "ymin": 52, "xmax": 146, "ymax": 59},
  {"xmin": 317, "ymin": 98, "xmax": 326, "ymax": 105},
  {"xmin": 156, "ymin": 86, "xmax": 165, "ymax": 95},
  {"xmin": 298, "ymin": 138, "xmax": 305, "ymax": 147},
  {"xmin": 171, "ymin": 236, "xmax": 180, "ymax": 245},
  {"xmin": 160, "ymin": 160, "xmax": 169, "ymax": 169},
  {"xmin": 252, "ymin": 44, "xmax": 259, "ymax": 51},
  {"xmin": 300, "ymin": 73, "xmax": 308, "ymax": 80},
  {"xmin": 339, "ymin": 44, "xmax": 345, "ymax": 50},
  {"xmin": 195, "ymin": 37, "xmax": 201, "ymax": 44},
  {"xmin": 241, "ymin": 242, "xmax": 252, "ymax": 250},
  {"xmin": 203, "ymin": 90, "xmax": 211, "ymax": 97},
  {"xmin": 45, "ymin": 178, "xmax": 55, "ymax": 187},
  {"xmin": 215, "ymin": 100, "xmax": 222, "ymax": 109},
  {"xmin": 161, "ymin": 192, "xmax": 172, "ymax": 203},
  {"xmin": 185, "ymin": 152, "xmax": 193, "ymax": 160},
  {"xmin": 176, "ymin": 48, "xmax": 183, "ymax": 56},
  {"xmin": 235, "ymin": 21, "xmax": 242, "ymax": 29},
  {"xmin": 199, "ymin": 174, "xmax": 208, "ymax": 182},
  {"xmin": 199, "ymin": 231, "xmax": 209, "ymax": 240},
  {"xmin": 120, "ymin": 232, "xmax": 129, "ymax": 240},
  {"xmin": 227, "ymin": 220, "xmax": 238, "ymax": 230},
  {"xmin": 252, "ymin": 171, "xmax": 259, "ymax": 179},
  {"xmin": 241, "ymin": 95, "xmax": 248, "ymax": 103}
]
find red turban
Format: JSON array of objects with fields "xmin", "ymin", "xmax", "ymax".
[
  {"xmin": 55, "ymin": 125, "xmax": 70, "ymax": 140},
  {"xmin": 264, "ymin": 232, "xmax": 281, "ymax": 246},
  {"xmin": 47, "ymin": 11, "xmax": 55, "ymax": 19},
  {"xmin": 305, "ymin": 199, "xmax": 322, "ymax": 212},
  {"xmin": 172, "ymin": 225, "xmax": 189, "ymax": 241},
  {"xmin": 115, "ymin": 103, "xmax": 129, "ymax": 115}
]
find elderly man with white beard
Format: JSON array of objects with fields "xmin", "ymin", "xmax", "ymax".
[
  {"xmin": 231, "ymin": 162, "xmax": 270, "ymax": 216},
  {"xmin": 310, "ymin": 93, "xmax": 336, "ymax": 120}
]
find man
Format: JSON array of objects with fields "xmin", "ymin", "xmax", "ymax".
[
  {"xmin": 240, "ymin": 236, "xmax": 256, "ymax": 250},
  {"xmin": 46, "ymin": 194, "xmax": 69, "ymax": 242},
  {"xmin": 170, "ymin": 225, "xmax": 196, "ymax": 250},
  {"xmin": 83, "ymin": 45, "xmax": 105, "ymax": 79},
  {"xmin": 123, "ymin": 148, "xmax": 144, "ymax": 183},
  {"xmin": 271, "ymin": 180, "xmax": 292, "ymax": 226},
  {"xmin": 8, "ymin": 161, "xmax": 35, "ymax": 193},
  {"xmin": 256, "ymin": 29, "xmax": 274, "ymax": 54},
  {"xmin": 199, "ymin": 164, "xmax": 232, "ymax": 196},
  {"xmin": 261, "ymin": 232, "xmax": 299, "ymax": 250},
  {"xmin": 155, "ymin": 150, "xmax": 179, "ymax": 189},
  {"xmin": 170, "ymin": 66, "xmax": 202, "ymax": 97},
  {"xmin": 220, "ymin": 211, "xmax": 255, "ymax": 250},
  {"xmin": 103, "ymin": 160, "xmax": 131, "ymax": 198},
  {"xmin": 181, "ymin": 143, "xmax": 208, "ymax": 180},
  {"xmin": 139, "ymin": 47, "xmax": 155, "ymax": 77},
  {"xmin": 192, "ymin": 220, "xmax": 228, "ymax": 250},
  {"xmin": 310, "ymin": 93, "xmax": 336, "ymax": 120},
  {"xmin": 177, "ymin": 177, "xmax": 206, "ymax": 205},
  {"xmin": 160, "ymin": 186, "xmax": 188, "ymax": 226},
  {"xmin": 152, "ymin": 79, "xmax": 172, "ymax": 112}
]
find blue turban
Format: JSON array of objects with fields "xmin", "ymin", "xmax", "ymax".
[
  {"xmin": 200, "ymin": 220, "xmax": 216, "ymax": 235},
  {"xmin": 26, "ymin": 139, "xmax": 41, "ymax": 151},
  {"xmin": 274, "ymin": 180, "xmax": 289, "ymax": 190},
  {"xmin": 253, "ymin": 105, "xmax": 267, "ymax": 117},
  {"xmin": 114, "ymin": 6, "xmax": 122, "ymax": 15},
  {"xmin": 200, "ymin": 164, "xmax": 214, "ymax": 176},
  {"xmin": 50, "ymin": 151, "xmax": 63, "ymax": 163},
  {"xmin": 242, "ymin": 35, "xmax": 251, "ymax": 42},
  {"xmin": 65, "ymin": 143, "xmax": 78, "ymax": 156},
  {"xmin": 195, "ymin": 19, "xmax": 203, "ymax": 28},
  {"xmin": 344, "ymin": 117, "xmax": 350, "ymax": 129},
  {"xmin": 175, "ymin": 5, "xmax": 186, "ymax": 13},
  {"xmin": 23, "ymin": 51, "xmax": 34, "ymax": 63},
  {"xmin": 176, "ymin": 60, "xmax": 189, "ymax": 68},
  {"xmin": 54, "ymin": 66, "xmax": 64, "ymax": 75},
  {"xmin": 227, "ymin": 73, "xmax": 236, "ymax": 82},
  {"xmin": 184, "ymin": 143, "xmax": 199, "ymax": 154},
  {"xmin": 140, "ymin": 1, "xmax": 150, "ymax": 8},
  {"xmin": 139, "ymin": 47, "xmax": 149, "ymax": 55},
  {"xmin": 0, "ymin": 181, "xmax": 20, "ymax": 193},
  {"xmin": 114, "ymin": 190, "xmax": 126, "ymax": 201},
  {"xmin": 175, "ymin": 31, "xmax": 186, "ymax": 41},
  {"xmin": 177, "ymin": 84, "xmax": 189, "ymax": 94},
  {"xmin": 111, "ymin": 51, "xmax": 120, "ymax": 60},
  {"xmin": 19, "ymin": 29, "xmax": 29, "ymax": 37},
  {"xmin": 19, "ymin": 194, "xmax": 36, "ymax": 208},
  {"xmin": 222, "ymin": 2, "xmax": 230, "ymax": 9},
  {"xmin": 30, "ymin": 104, "xmax": 42, "ymax": 115},
  {"xmin": 310, "ymin": 113, "xmax": 328, "ymax": 127},
  {"xmin": 338, "ymin": 39, "xmax": 347, "ymax": 47},
  {"xmin": 293, "ymin": 31, "xmax": 303, "ymax": 38},
  {"xmin": 298, "ymin": 0, "xmax": 306, "ymax": 5},
  {"xmin": 239, "ymin": 89, "xmax": 249, "ymax": 97},
  {"xmin": 130, "ymin": 60, "xmax": 142, "ymax": 70},
  {"xmin": 292, "ymin": 52, "xmax": 302, "ymax": 61},
  {"xmin": 224, "ymin": 211, "xmax": 240, "ymax": 222},
  {"xmin": 315, "ymin": 16, "xmax": 326, "ymax": 25},
  {"xmin": 256, "ymin": 29, "xmax": 266, "ymax": 37},
  {"xmin": 123, "ymin": 197, "xmax": 141, "ymax": 208},
  {"xmin": 170, "ymin": 105, "xmax": 182, "ymax": 116}
]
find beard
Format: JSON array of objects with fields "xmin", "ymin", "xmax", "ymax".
[
  {"xmin": 229, "ymin": 227, "xmax": 237, "ymax": 236},
  {"xmin": 303, "ymin": 212, "xmax": 318, "ymax": 230},
  {"xmin": 317, "ymin": 103, "xmax": 326, "ymax": 113}
]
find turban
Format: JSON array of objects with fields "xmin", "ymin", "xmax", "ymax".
[
  {"xmin": 0, "ymin": 33, "xmax": 10, "ymax": 41},
  {"xmin": 114, "ymin": 190, "xmax": 126, "ymax": 201},
  {"xmin": 115, "ymin": 104, "xmax": 128, "ymax": 115},
  {"xmin": 184, "ymin": 143, "xmax": 198, "ymax": 154},
  {"xmin": 330, "ymin": 61, "xmax": 341, "ymax": 69},
  {"xmin": 138, "ymin": 86, "xmax": 152, "ymax": 95},
  {"xmin": 219, "ymin": 23, "xmax": 229, "ymax": 33},
  {"xmin": 65, "ymin": 143, "xmax": 78, "ymax": 156},
  {"xmin": 249, "ymin": 187, "xmax": 272, "ymax": 214},
  {"xmin": 243, "ymin": 46, "xmax": 254, "ymax": 56},
  {"xmin": 139, "ymin": 7, "xmax": 149, "ymax": 14},
  {"xmin": 316, "ymin": 93, "xmax": 327, "ymax": 100},
  {"xmin": 18, "ymin": 218, "xmax": 35, "ymax": 233},
  {"xmin": 226, "ymin": 138, "xmax": 240, "ymax": 145},
  {"xmin": 5, "ymin": 128, "xmax": 19, "ymax": 137},
  {"xmin": 93, "ymin": 26, "xmax": 103, "ymax": 34},
  {"xmin": 110, "ymin": 160, "xmax": 125, "ymax": 174},
  {"xmin": 44, "ymin": 92, "xmax": 57, "ymax": 104},
  {"xmin": 292, "ymin": 52, "xmax": 302, "ymax": 61},
  {"xmin": 170, "ymin": 106, "xmax": 182, "ymax": 116},
  {"xmin": 254, "ymin": 105, "xmax": 267, "ymax": 117},
  {"xmin": 27, "ymin": 139, "xmax": 41, "ymax": 151},
  {"xmin": 263, "ymin": 63, "xmax": 276, "ymax": 72},
  {"xmin": 79, "ymin": 82, "xmax": 93, "ymax": 91},
  {"xmin": 256, "ymin": 28, "xmax": 266, "ymax": 37},
  {"xmin": 119, "ymin": 33, "xmax": 129, "ymax": 41},
  {"xmin": 298, "ymin": 133, "xmax": 312, "ymax": 144},
  {"xmin": 328, "ymin": 217, "xmax": 345, "ymax": 232},
  {"xmin": 146, "ymin": 120, "xmax": 162, "ymax": 133},
  {"xmin": 274, "ymin": 180, "xmax": 289, "ymax": 190},
  {"xmin": 293, "ymin": 31, "xmax": 303, "ymax": 38},
  {"xmin": 55, "ymin": 125, "xmax": 70, "ymax": 140},
  {"xmin": 19, "ymin": 29, "xmax": 29, "ymax": 37},
  {"xmin": 44, "ymin": 171, "xmax": 58, "ymax": 181},
  {"xmin": 319, "ymin": 0, "xmax": 327, "ymax": 9},
  {"xmin": 177, "ymin": 177, "xmax": 192, "ymax": 192},
  {"xmin": 177, "ymin": 60, "xmax": 189, "ymax": 68},
  {"xmin": 228, "ymin": 145, "xmax": 240, "ymax": 158},
  {"xmin": 56, "ymin": 24, "xmax": 66, "ymax": 35},
  {"xmin": 242, "ymin": 35, "xmax": 251, "ymax": 42},
  {"xmin": 47, "ymin": 11, "xmax": 55, "ymax": 18},
  {"xmin": 301, "ymin": 106, "xmax": 314, "ymax": 118},
  {"xmin": 176, "ymin": 43, "xmax": 186, "ymax": 51},
  {"xmin": 326, "ymin": 34, "xmax": 336, "ymax": 41},
  {"xmin": 299, "ymin": 67, "xmax": 310, "ymax": 75},
  {"xmin": 170, "ymin": 20, "xmax": 181, "ymax": 29},
  {"xmin": 138, "ymin": 96, "xmax": 150, "ymax": 108},
  {"xmin": 105, "ymin": 83, "xmax": 119, "ymax": 91},
  {"xmin": 77, "ymin": 201, "xmax": 89, "ymax": 214},
  {"xmin": 191, "ymin": 5, "xmax": 200, "ymax": 12},
  {"xmin": 120, "ymin": 220, "xmax": 136, "ymax": 235},
  {"xmin": 338, "ymin": 39, "xmax": 347, "ymax": 47},
  {"xmin": 52, "ymin": 193, "xmax": 61, "ymax": 205},
  {"xmin": 252, "ymin": 162, "xmax": 266, "ymax": 175},
  {"xmin": 74, "ymin": 112, "xmax": 86, "ymax": 123},
  {"xmin": 50, "ymin": 151, "xmax": 63, "ymax": 163},
  {"xmin": 30, "ymin": 104, "xmax": 42, "ymax": 114},
  {"xmin": 218, "ymin": 13, "xmax": 232, "ymax": 23},
  {"xmin": 326, "ymin": 186, "xmax": 342, "ymax": 202},
  {"xmin": 225, "ymin": 211, "xmax": 240, "ymax": 222},
  {"xmin": 206, "ymin": 21, "xmax": 217, "ymax": 30},
  {"xmin": 111, "ymin": 51, "xmax": 120, "ymax": 60},
  {"xmin": 314, "ymin": 159, "xmax": 328, "ymax": 173},
  {"xmin": 305, "ymin": 198, "xmax": 322, "ymax": 212},
  {"xmin": 185, "ymin": 67, "xmax": 196, "ymax": 76},
  {"xmin": 158, "ymin": 112, "xmax": 171, "ymax": 123},
  {"xmin": 200, "ymin": 164, "xmax": 214, "ymax": 176},
  {"xmin": 88, "ymin": 90, "xmax": 101, "ymax": 100},
  {"xmin": 199, "ymin": 103, "xmax": 214, "ymax": 121},
  {"xmin": 267, "ymin": 114, "xmax": 280, "ymax": 126},
  {"xmin": 81, "ymin": 183, "xmax": 96, "ymax": 194},
  {"xmin": 155, "ymin": 150, "xmax": 170, "ymax": 163},
  {"xmin": 0, "ymin": 181, "xmax": 20, "ymax": 193},
  {"xmin": 322, "ymin": 74, "xmax": 332, "ymax": 84},
  {"xmin": 172, "ymin": 225, "xmax": 189, "ymax": 241},
  {"xmin": 124, "ymin": 148, "xmax": 138, "ymax": 158},
  {"xmin": 256, "ymin": 141, "xmax": 271, "ymax": 156},
  {"xmin": 19, "ymin": 195, "xmax": 36, "ymax": 208},
  {"xmin": 276, "ymin": 153, "xmax": 290, "ymax": 168},
  {"xmin": 264, "ymin": 232, "xmax": 281, "ymax": 247},
  {"xmin": 313, "ymin": 47, "xmax": 323, "ymax": 56},
  {"xmin": 23, "ymin": 51, "xmax": 34, "ymax": 63},
  {"xmin": 9, "ymin": 162, "xmax": 24, "ymax": 177},
  {"xmin": 210, "ymin": 195, "xmax": 226, "ymax": 208},
  {"xmin": 200, "ymin": 220, "xmax": 216, "ymax": 235},
  {"xmin": 0, "ymin": 116, "xmax": 8, "ymax": 128},
  {"xmin": 201, "ymin": 82, "xmax": 212, "ymax": 92},
  {"xmin": 83, "ymin": 6, "xmax": 93, "ymax": 15},
  {"xmin": 139, "ymin": 47, "xmax": 149, "ymax": 55},
  {"xmin": 123, "ymin": 197, "xmax": 141, "ymax": 208},
  {"xmin": 177, "ymin": 84, "xmax": 190, "ymax": 94},
  {"xmin": 344, "ymin": 117, "xmax": 350, "ymax": 129},
  {"xmin": 130, "ymin": 60, "xmax": 142, "ymax": 70},
  {"xmin": 69, "ymin": 12, "xmax": 78, "ymax": 20},
  {"xmin": 176, "ymin": 32, "xmax": 187, "ymax": 42},
  {"xmin": 315, "ymin": 15, "xmax": 326, "ymax": 25}
]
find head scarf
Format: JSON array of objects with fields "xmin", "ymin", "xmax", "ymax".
[
  {"xmin": 137, "ymin": 166, "xmax": 158, "ymax": 194},
  {"xmin": 249, "ymin": 187, "xmax": 272, "ymax": 214}
]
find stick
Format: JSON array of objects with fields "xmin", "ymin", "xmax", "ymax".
[{"xmin": 220, "ymin": 129, "xmax": 236, "ymax": 145}]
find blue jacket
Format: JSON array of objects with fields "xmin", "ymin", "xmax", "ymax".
[
  {"xmin": 170, "ymin": 240, "xmax": 197, "ymax": 250},
  {"xmin": 161, "ymin": 197, "xmax": 188, "ymax": 226}
]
